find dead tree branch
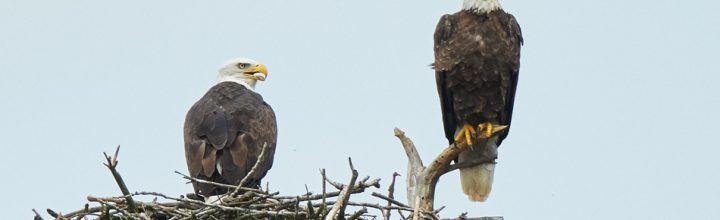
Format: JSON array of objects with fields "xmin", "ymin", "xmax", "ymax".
[
  {"xmin": 174, "ymin": 171, "xmax": 263, "ymax": 194},
  {"xmin": 103, "ymin": 145, "xmax": 138, "ymax": 213},
  {"xmin": 394, "ymin": 127, "xmax": 499, "ymax": 219},
  {"xmin": 325, "ymin": 158, "xmax": 359, "ymax": 220}
]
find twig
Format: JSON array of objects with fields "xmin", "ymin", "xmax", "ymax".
[
  {"xmin": 61, "ymin": 205, "xmax": 101, "ymax": 219},
  {"xmin": 93, "ymin": 199, "xmax": 133, "ymax": 218},
  {"xmin": 442, "ymin": 214, "xmax": 504, "ymax": 220},
  {"xmin": 321, "ymin": 168, "xmax": 328, "ymax": 209},
  {"xmin": 399, "ymin": 210, "xmax": 408, "ymax": 220},
  {"xmin": 359, "ymin": 178, "xmax": 381, "ymax": 189},
  {"xmin": 133, "ymin": 191, "xmax": 224, "ymax": 209},
  {"xmin": 384, "ymin": 172, "xmax": 401, "ymax": 220},
  {"xmin": 103, "ymin": 145, "xmax": 138, "ymax": 213},
  {"xmin": 270, "ymin": 190, "xmax": 344, "ymax": 203},
  {"xmin": 295, "ymin": 195, "xmax": 301, "ymax": 219},
  {"xmin": 237, "ymin": 209, "xmax": 305, "ymax": 219},
  {"xmin": 32, "ymin": 209, "xmax": 44, "ymax": 220},
  {"xmin": 441, "ymin": 156, "xmax": 497, "ymax": 176},
  {"xmin": 174, "ymin": 171, "xmax": 264, "ymax": 194},
  {"xmin": 322, "ymin": 169, "xmax": 345, "ymax": 190},
  {"xmin": 346, "ymin": 201, "xmax": 417, "ymax": 213},
  {"xmin": 434, "ymin": 206, "xmax": 445, "ymax": 215},
  {"xmin": 314, "ymin": 200, "xmax": 434, "ymax": 218},
  {"xmin": 325, "ymin": 158, "xmax": 359, "ymax": 220},
  {"xmin": 87, "ymin": 195, "xmax": 125, "ymax": 203},
  {"xmin": 371, "ymin": 192, "xmax": 409, "ymax": 208},
  {"xmin": 348, "ymin": 207, "xmax": 368, "ymax": 220},
  {"xmin": 339, "ymin": 158, "xmax": 359, "ymax": 219}
]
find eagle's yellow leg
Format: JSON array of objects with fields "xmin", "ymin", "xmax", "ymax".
[
  {"xmin": 454, "ymin": 123, "xmax": 476, "ymax": 145},
  {"xmin": 478, "ymin": 122, "xmax": 509, "ymax": 138},
  {"xmin": 478, "ymin": 122, "xmax": 494, "ymax": 138}
]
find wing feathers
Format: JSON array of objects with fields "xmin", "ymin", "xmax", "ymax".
[
  {"xmin": 185, "ymin": 139, "xmax": 205, "ymax": 177},
  {"xmin": 206, "ymin": 105, "xmax": 229, "ymax": 149},
  {"xmin": 229, "ymin": 133, "xmax": 250, "ymax": 175},
  {"xmin": 200, "ymin": 145, "xmax": 217, "ymax": 178},
  {"xmin": 435, "ymin": 14, "xmax": 460, "ymax": 144}
]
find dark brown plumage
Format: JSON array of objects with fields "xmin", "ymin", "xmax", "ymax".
[
  {"xmin": 184, "ymin": 82, "xmax": 277, "ymax": 197},
  {"xmin": 434, "ymin": 9, "xmax": 522, "ymax": 201}
]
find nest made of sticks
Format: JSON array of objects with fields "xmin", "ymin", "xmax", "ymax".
[{"xmin": 34, "ymin": 147, "xmax": 442, "ymax": 220}]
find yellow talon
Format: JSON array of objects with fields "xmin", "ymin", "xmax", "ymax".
[
  {"xmin": 478, "ymin": 122, "xmax": 493, "ymax": 138},
  {"xmin": 454, "ymin": 124, "xmax": 476, "ymax": 145},
  {"xmin": 465, "ymin": 128, "xmax": 471, "ymax": 145},
  {"xmin": 478, "ymin": 122, "xmax": 510, "ymax": 138},
  {"xmin": 455, "ymin": 122, "xmax": 509, "ymax": 144}
]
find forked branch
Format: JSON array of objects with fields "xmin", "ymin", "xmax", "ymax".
[
  {"xmin": 102, "ymin": 145, "xmax": 138, "ymax": 213},
  {"xmin": 394, "ymin": 127, "xmax": 498, "ymax": 218}
]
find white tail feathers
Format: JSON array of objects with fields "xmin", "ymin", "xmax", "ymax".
[
  {"xmin": 204, "ymin": 195, "xmax": 225, "ymax": 204},
  {"xmin": 459, "ymin": 163, "xmax": 496, "ymax": 202}
]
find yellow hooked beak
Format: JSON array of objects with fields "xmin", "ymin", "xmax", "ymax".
[{"xmin": 244, "ymin": 63, "xmax": 268, "ymax": 81}]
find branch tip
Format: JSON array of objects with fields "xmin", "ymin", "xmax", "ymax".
[{"xmin": 393, "ymin": 127, "xmax": 405, "ymax": 137}]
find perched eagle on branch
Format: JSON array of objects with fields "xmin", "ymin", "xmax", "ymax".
[
  {"xmin": 434, "ymin": 0, "xmax": 523, "ymax": 202},
  {"xmin": 184, "ymin": 58, "xmax": 277, "ymax": 198}
]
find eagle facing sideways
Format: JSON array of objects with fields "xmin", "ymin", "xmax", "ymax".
[
  {"xmin": 184, "ymin": 58, "xmax": 277, "ymax": 198},
  {"xmin": 434, "ymin": 0, "xmax": 523, "ymax": 201}
]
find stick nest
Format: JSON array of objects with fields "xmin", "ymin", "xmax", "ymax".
[{"xmin": 35, "ymin": 147, "xmax": 441, "ymax": 220}]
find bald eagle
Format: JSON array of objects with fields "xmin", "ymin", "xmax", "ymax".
[
  {"xmin": 434, "ymin": 0, "xmax": 522, "ymax": 202},
  {"xmin": 184, "ymin": 58, "xmax": 277, "ymax": 198}
]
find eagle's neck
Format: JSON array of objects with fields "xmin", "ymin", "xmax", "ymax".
[
  {"xmin": 217, "ymin": 75, "xmax": 256, "ymax": 91},
  {"xmin": 462, "ymin": 0, "xmax": 502, "ymax": 14}
]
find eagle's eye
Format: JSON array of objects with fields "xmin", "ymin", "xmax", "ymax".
[{"xmin": 236, "ymin": 63, "xmax": 248, "ymax": 69}]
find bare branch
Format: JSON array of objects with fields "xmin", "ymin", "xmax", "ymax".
[
  {"xmin": 32, "ymin": 209, "xmax": 43, "ymax": 220},
  {"xmin": 348, "ymin": 207, "xmax": 368, "ymax": 220},
  {"xmin": 384, "ymin": 172, "xmax": 401, "ymax": 220},
  {"xmin": 394, "ymin": 128, "xmax": 425, "ymax": 207},
  {"xmin": 93, "ymin": 199, "xmax": 134, "ymax": 218},
  {"xmin": 395, "ymin": 127, "xmax": 496, "ymax": 217},
  {"xmin": 441, "ymin": 156, "xmax": 497, "ymax": 176},
  {"xmin": 394, "ymin": 128, "xmax": 424, "ymax": 169},
  {"xmin": 371, "ymin": 192, "xmax": 409, "ymax": 208},
  {"xmin": 322, "ymin": 169, "xmax": 346, "ymax": 190},
  {"xmin": 321, "ymin": 168, "xmax": 328, "ymax": 208},
  {"xmin": 326, "ymin": 158, "xmax": 359, "ymax": 220},
  {"xmin": 442, "ymin": 214, "xmax": 504, "ymax": 220},
  {"xmin": 174, "ymin": 171, "xmax": 264, "ymax": 194},
  {"xmin": 102, "ymin": 145, "xmax": 138, "ymax": 213},
  {"xmin": 45, "ymin": 209, "xmax": 59, "ymax": 219}
]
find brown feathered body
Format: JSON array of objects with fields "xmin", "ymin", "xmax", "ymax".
[
  {"xmin": 434, "ymin": 9, "xmax": 522, "ymax": 201},
  {"xmin": 184, "ymin": 82, "xmax": 277, "ymax": 197}
]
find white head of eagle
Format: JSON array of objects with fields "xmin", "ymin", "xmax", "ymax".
[
  {"xmin": 463, "ymin": 0, "xmax": 502, "ymax": 14},
  {"xmin": 217, "ymin": 58, "xmax": 269, "ymax": 90}
]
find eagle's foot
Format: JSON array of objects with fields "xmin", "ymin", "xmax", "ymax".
[
  {"xmin": 477, "ymin": 122, "xmax": 509, "ymax": 138},
  {"xmin": 454, "ymin": 123, "xmax": 477, "ymax": 145}
]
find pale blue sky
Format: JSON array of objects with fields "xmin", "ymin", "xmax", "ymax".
[{"xmin": 1, "ymin": 0, "xmax": 719, "ymax": 219}]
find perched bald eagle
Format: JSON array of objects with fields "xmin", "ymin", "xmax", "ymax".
[
  {"xmin": 184, "ymin": 58, "xmax": 277, "ymax": 198},
  {"xmin": 434, "ymin": 0, "xmax": 522, "ymax": 202}
]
